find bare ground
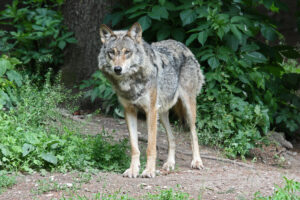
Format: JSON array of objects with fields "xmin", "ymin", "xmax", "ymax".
[{"xmin": 1, "ymin": 112, "xmax": 300, "ymax": 200}]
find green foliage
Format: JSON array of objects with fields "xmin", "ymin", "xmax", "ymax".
[
  {"xmin": 100, "ymin": 0, "xmax": 300, "ymax": 157},
  {"xmin": 80, "ymin": 71, "xmax": 123, "ymax": 118},
  {"xmin": 0, "ymin": 77, "xmax": 129, "ymax": 173},
  {"xmin": 0, "ymin": 0, "xmax": 76, "ymax": 78},
  {"xmin": 92, "ymin": 133, "xmax": 130, "ymax": 172},
  {"xmin": 60, "ymin": 188, "xmax": 191, "ymax": 200},
  {"xmin": 0, "ymin": 55, "xmax": 23, "ymax": 109},
  {"xmin": 0, "ymin": 171, "xmax": 16, "ymax": 194},
  {"xmin": 146, "ymin": 188, "xmax": 191, "ymax": 200},
  {"xmin": 254, "ymin": 177, "xmax": 300, "ymax": 200}
]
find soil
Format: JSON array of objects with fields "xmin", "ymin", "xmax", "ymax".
[{"xmin": 1, "ymin": 112, "xmax": 300, "ymax": 200}]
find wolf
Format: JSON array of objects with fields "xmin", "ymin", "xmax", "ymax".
[{"xmin": 98, "ymin": 23, "xmax": 205, "ymax": 178}]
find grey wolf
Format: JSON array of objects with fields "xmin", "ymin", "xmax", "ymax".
[{"xmin": 98, "ymin": 23, "xmax": 205, "ymax": 178}]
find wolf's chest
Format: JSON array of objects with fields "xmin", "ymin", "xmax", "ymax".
[{"xmin": 114, "ymin": 77, "xmax": 150, "ymax": 101}]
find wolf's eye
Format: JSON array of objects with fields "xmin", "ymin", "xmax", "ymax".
[
  {"xmin": 107, "ymin": 50, "xmax": 114, "ymax": 58},
  {"xmin": 124, "ymin": 50, "xmax": 131, "ymax": 55}
]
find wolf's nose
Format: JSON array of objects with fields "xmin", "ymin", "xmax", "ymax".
[{"xmin": 114, "ymin": 66, "xmax": 122, "ymax": 75}]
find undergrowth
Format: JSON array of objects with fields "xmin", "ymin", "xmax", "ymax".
[
  {"xmin": 82, "ymin": 0, "xmax": 300, "ymax": 159},
  {"xmin": 254, "ymin": 177, "xmax": 300, "ymax": 200},
  {"xmin": 0, "ymin": 75, "xmax": 129, "ymax": 173},
  {"xmin": 0, "ymin": 171, "xmax": 16, "ymax": 195},
  {"xmin": 60, "ymin": 188, "xmax": 191, "ymax": 200}
]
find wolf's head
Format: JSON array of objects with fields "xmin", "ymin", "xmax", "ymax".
[{"xmin": 99, "ymin": 23, "xmax": 146, "ymax": 77}]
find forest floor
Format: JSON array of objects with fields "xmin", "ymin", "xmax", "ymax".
[{"xmin": 1, "ymin": 112, "xmax": 300, "ymax": 200}]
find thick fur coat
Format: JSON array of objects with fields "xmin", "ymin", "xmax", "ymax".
[{"xmin": 98, "ymin": 23, "xmax": 205, "ymax": 178}]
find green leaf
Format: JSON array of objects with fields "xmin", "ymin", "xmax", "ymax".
[
  {"xmin": 138, "ymin": 16, "xmax": 152, "ymax": 31},
  {"xmin": 6, "ymin": 70, "xmax": 22, "ymax": 87},
  {"xmin": 188, "ymin": 22, "xmax": 210, "ymax": 33},
  {"xmin": 261, "ymin": 25, "xmax": 278, "ymax": 41},
  {"xmin": 244, "ymin": 52, "xmax": 268, "ymax": 63},
  {"xmin": 148, "ymin": 6, "xmax": 168, "ymax": 20},
  {"xmin": 240, "ymin": 43, "xmax": 259, "ymax": 52},
  {"xmin": 198, "ymin": 30, "xmax": 208, "ymax": 46},
  {"xmin": 128, "ymin": 11, "xmax": 147, "ymax": 19},
  {"xmin": 185, "ymin": 33, "xmax": 198, "ymax": 46},
  {"xmin": 224, "ymin": 34, "xmax": 239, "ymax": 51},
  {"xmin": 58, "ymin": 41, "xmax": 66, "ymax": 50},
  {"xmin": 41, "ymin": 152, "xmax": 57, "ymax": 165},
  {"xmin": 230, "ymin": 24, "xmax": 242, "ymax": 41},
  {"xmin": 208, "ymin": 57, "xmax": 220, "ymax": 69},
  {"xmin": 180, "ymin": 9, "xmax": 197, "ymax": 26},
  {"xmin": 66, "ymin": 37, "xmax": 77, "ymax": 43},
  {"xmin": 125, "ymin": 3, "xmax": 147, "ymax": 14},
  {"xmin": 157, "ymin": 29, "xmax": 170, "ymax": 41},
  {"xmin": 0, "ymin": 58, "xmax": 10, "ymax": 76},
  {"xmin": 22, "ymin": 143, "xmax": 34, "ymax": 157},
  {"xmin": 200, "ymin": 53, "xmax": 214, "ymax": 61},
  {"xmin": 0, "ymin": 144, "xmax": 10, "ymax": 157}
]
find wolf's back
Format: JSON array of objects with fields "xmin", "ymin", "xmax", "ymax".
[{"xmin": 151, "ymin": 40, "xmax": 204, "ymax": 95}]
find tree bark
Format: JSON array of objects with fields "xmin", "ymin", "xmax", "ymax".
[{"xmin": 61, "ymin": 0, "xmax": 114, "ymax": 87}]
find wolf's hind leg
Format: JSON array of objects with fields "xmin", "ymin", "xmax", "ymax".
[
  {"xmin": 180, "ymin": 93, "xmax": 204, "ymax": 169},
  {"xmin": 123, "ymin": 106, "xmax": 140, "ymax": 178},
  {"xmin": 159, "ymin": 111, "xmax": 176, "ymax": 171}
]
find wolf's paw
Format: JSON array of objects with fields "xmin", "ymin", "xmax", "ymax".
[
  {"xmin": 162, "ymin": 160, "xmax": 175, "ymax": 171},
  {"xmin": 141, "ymin": 168, "xmax": 156, "ymax": 178},
  {"xmin": 191, "ymin": 158, "xmax": 204, "ymax": 170},
  {"xmin": 123, "ymin": 167, "xmax": 139, "ymax": 178}
]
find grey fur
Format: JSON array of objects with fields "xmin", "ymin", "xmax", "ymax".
[
  {"xmin": 98, "ymin": 23, "xmax": 205, "ymax": 177},
  {"xmin": 98, "ymin": 29, "xmax": 205, "ymax": 112}
]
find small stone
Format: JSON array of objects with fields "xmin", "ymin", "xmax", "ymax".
[
  {"xmin": 45, "ymin": 194, "xmax": 53, "ymax": 197},
  {"xmin": 66, "ymin": 183, "xmax": 73, "ymax": 187},
  {"xmin": 155, "ymin": 170, "xmax": 161, "ymax": 176},
  {"xmin": 145, "ymin": 185, "xmax": 152, "ymax": 190}
]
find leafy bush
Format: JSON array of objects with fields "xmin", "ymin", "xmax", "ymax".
[
  {"xmin": 0, "ymin": 0, "xmax": 76, "ymax": 78},
  {"xmin": 0, "ymin": 77, "xmax": 129, "ymax": 173},
  {"xmin": 0, "ymin": 55, "xmax": 23, "ymax": 109},
  {"xmin": 90, "ymin": 0, "xmax": 300, "ymax": 158},
  {"xmin": 80, "ymin": 71, "xmax": 123, "ymax": 117},
  {"xmin": 254, "ymin": 177, "xmax": 300, "ymax": 200}
]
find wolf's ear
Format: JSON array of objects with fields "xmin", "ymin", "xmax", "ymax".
[
  {"xmin": 100, "ymin": 24, "xmax": 115, "ymax": 43},
  {"xmin": 127, "ymin": 22, "xmax": 142, "ymax": 42}
]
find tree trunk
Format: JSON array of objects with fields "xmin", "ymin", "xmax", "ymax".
[{"xmin": 61, "ymin": 0, "xmax": 114, "ymax": 87}]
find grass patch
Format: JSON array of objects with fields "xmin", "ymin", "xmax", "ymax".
[
  {"xmin": 254, "ymin": 177, "xmax": 300, "ymax": 200},
  {"xmin": 0, "ymin": 171, "xmax": 16, "ymax": 194},
  {"xmin": 60, "ymin": 188, "xmax": 192, "ymax": 200},
  {"xmin": 0, "ymin": 77, "xmax": 130, "ymax": 173}
]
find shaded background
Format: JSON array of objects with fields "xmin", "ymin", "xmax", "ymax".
[{"xmin": 0, "ymin": 0, "xmax": 299, "ymax": 85}]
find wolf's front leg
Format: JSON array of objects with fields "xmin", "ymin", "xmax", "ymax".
[
  {"xmin": 123, "ymin": 106, "xmax": 140, "ymax": 178},
  {"xmin": 141, "ymin": 95, "xmax": 158, "ymax": 178}
]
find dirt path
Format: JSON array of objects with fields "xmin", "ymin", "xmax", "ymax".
[{"xmin": 1, "ymin": 113, "xmax": 300, "ymax": 200}]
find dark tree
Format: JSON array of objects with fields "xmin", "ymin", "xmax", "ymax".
[{"xmin": 61, "ymin": 0, "xmax": 114, "ymax": 86}]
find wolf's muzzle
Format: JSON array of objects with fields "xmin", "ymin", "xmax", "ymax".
[{"xmin": 114, "ymin": 66, "xmax": 122, "ymax": 75}]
